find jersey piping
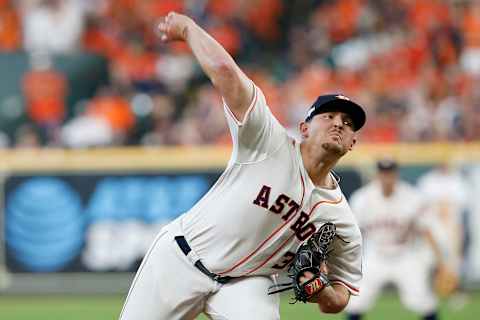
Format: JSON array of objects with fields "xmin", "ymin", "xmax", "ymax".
[
  {"xmin": 242, "ymin": 195, "xmax": 344, "ymax": 276},
  {"xmin": 223, "ymin": 81, "xmax": 257, "ymax": 127},
  {"xmin": 224, "ymin": 84, "xmax": 258, "ymax": 166},
  {"xmin": 331, "ymin": 279, "xmax": 360, "ymax": 295}
]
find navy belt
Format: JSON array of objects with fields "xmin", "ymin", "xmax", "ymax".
[{"xmin": 174, "ymin": 236, "xmax": 233, "ymax": 284}]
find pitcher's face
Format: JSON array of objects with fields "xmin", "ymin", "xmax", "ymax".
[{"xmin": 300, "ymin": 112, "xmax": 357, "ymax": 156}]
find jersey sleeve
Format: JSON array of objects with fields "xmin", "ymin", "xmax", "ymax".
[
  {"xmin": 327, "ymin": 225, "xmax": 363, "ymax": 296},
  {"xmin": 223, "ymin": 82, "xmax": 288, "ymax": 164}
]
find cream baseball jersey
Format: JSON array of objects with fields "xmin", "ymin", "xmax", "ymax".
[
  {"xmin": 169, "ymin": 84, "xmax": 362, "ymax": 295},
  {"xmin": 349, "ymin": 180, "xmax": 426, "ymax": 257},
  {"xmin": 417, "ymin": 169, "xmax": 467, "ymax": 270},
  {"xmin": 417, "ymin": 169, "xmax": 467, "ymax": 220}
]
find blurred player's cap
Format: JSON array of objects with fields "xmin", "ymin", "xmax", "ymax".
[
  {"xmin": 305, "ymin": 94, "xmax": 366, "ymax": 131},
  {"xmin": 376, "ymin": 158, "xmax": 398, "ymax": 171}
]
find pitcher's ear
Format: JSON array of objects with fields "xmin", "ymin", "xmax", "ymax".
[
  {"xmin": 299, "ymin": 121, "xmax": 309, "ymax": 139},
  {"xmin": 349, "ymin": 137, "xmax": 357, "ymax": 150}
]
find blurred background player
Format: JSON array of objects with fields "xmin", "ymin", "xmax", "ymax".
[
  {"xmin": 417, "ymin": 160, "xmax": 468, "ymax": 302},
  {"xmin": 345, "ymin": 159, "xmax": 446, "ymax": 320}
]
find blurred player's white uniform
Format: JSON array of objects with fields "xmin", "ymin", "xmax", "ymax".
[
  {"xmin": 417, "ymin": 166, "xmax": 467, "ymax": 275},
  {"xmin": 346, "ymin": 176, "xmax": 437, "ymax": 315},
  {"xmin": 119, "ymin": 85, "xmax": 363, "ymax": 320}
]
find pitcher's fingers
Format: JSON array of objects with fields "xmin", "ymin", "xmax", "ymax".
[
  {"xmin": 158, "ymin": 19, "xmax": 167, "ymax": 32},
  {"xmin": 156, "ymin": 19, "xmax": 168, "ymax": 41}
]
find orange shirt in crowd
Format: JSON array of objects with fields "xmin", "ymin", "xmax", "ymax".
[
  {"xmin": 245, "ymin": 0, "xmax": 283, "ymax": 41},
  {"xmin": 0, "ymin": 0, "xmax": 21, "ymax": 51},
  {"xmin": 87, "ymin": 95, "xmax": 135, "ymax": 133},
  {"xmin": 22, "ymin": 69, "xmax": 67, "ymax": 125},
  {"xmin": 83, "ymin": 25, "xmax": 124, "ymax": 59},
  {"xmin": 207, "ymin": 0, "xmax": 238, "ymax": 20},
  {"xmin": 113, "ymin": 47, "xmax": 157, "ymax": 82},
  {"xmin": 407, "ymin": 0, "xmax": 451, "ymax": 33},
  {"xmin": 105, "ymin": 0, "xmax": 137, "ymax": 19},
  {"xmin": 463, "ymin": 4, "xmax": 480, "ymax": 47},
  {"xmin": 207, "ymin": 23, "xmax": 241, "ymax": 56},
  {"xmin": 143, "ymin": 0, "xmax": 184, "ymax": 17},
  {"xmin": 313, "ymin": 0, "xmax": 362, "ymax": 43}
]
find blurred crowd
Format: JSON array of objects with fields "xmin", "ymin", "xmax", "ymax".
[{"xmin": 1, "ymin": 0, "xmax": 480, "ymax": 148}]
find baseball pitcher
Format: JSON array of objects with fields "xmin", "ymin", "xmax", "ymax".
[{"xmin": 119, "ymin": 12, "xmax": 366, "ymax": 320}]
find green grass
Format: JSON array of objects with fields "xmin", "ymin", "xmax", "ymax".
[
  {"xmin": 0, "ymin": 295, "xmax": 123, "ymax": 320},
  {"xmin": 0, "ymin": 292, "xmax": 478, "ymax": 319}
]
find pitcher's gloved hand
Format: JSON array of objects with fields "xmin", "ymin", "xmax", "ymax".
[{"xmin": 268, "ymin": 222, "xmax": 337, "ymax": 303}]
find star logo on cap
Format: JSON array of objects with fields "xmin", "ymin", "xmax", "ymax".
[{"xmin": 336, "ymin": 94, "xmax": 350, "ymax": 101}]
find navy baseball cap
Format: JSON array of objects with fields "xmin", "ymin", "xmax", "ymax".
[
  {"xmin": 305, "ymin": 94, "xmax": 366, "ymax": 131},
  {"xmin": 376, "ymin": 158, "xmax": 398, "ymax": 171}
]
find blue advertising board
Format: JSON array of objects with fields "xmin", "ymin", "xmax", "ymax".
[
  {"xmin": 4, "ymin": 172, "xmax": 220, "ymax": 273},
  {"xmin": 3, "ymin": 169, "xmax": 361, "ymax": 273}
]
